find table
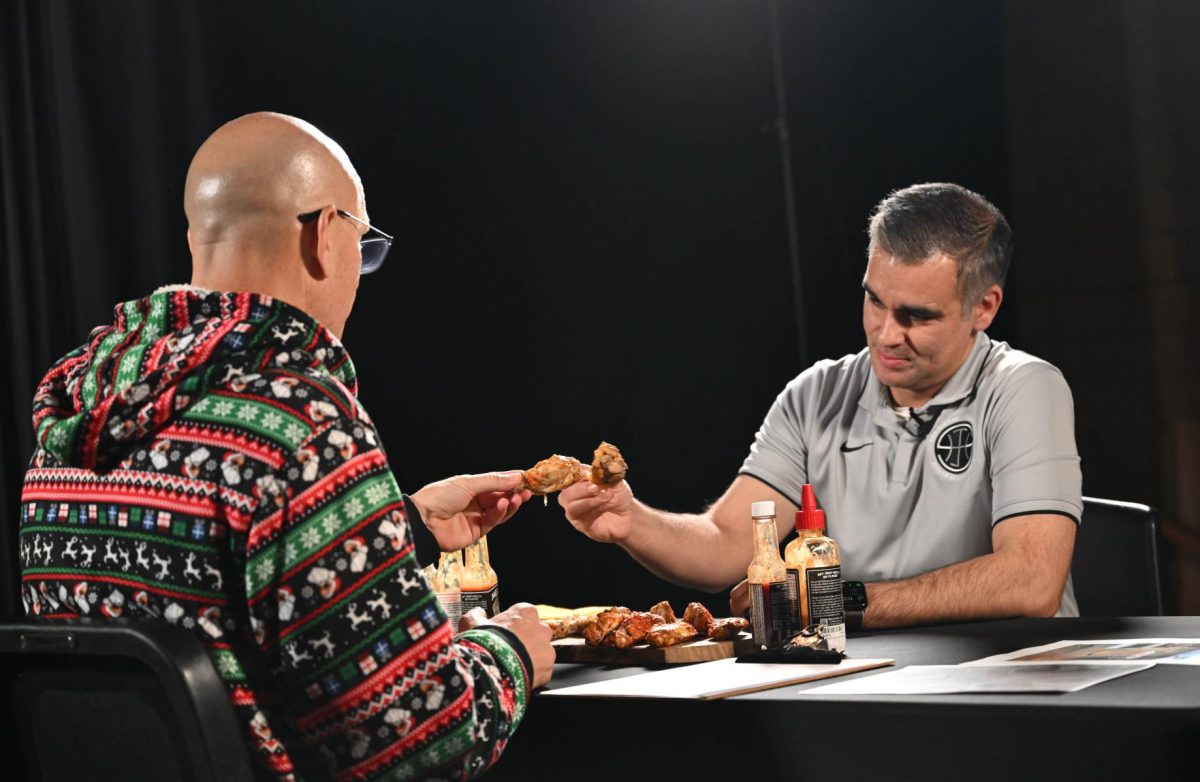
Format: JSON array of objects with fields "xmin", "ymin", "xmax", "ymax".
[{"xmin": 488, "ymin": 617, "xmax": 1200, "ymax": 781}]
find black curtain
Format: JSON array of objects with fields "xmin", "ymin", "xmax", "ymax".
[
  {"xmin": 2, "ymin": 0, "xmax": 1013, "ymax": 616},
  {"xmin": 1, "ymin": 1, "xmax": 213, "ymax": 615}
]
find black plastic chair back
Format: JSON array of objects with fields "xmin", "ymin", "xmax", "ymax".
[
  {"xmin": 1071, "ymin": 496, "xmax": 1165, "ymax": 616},
  {"xmin": 0, "ymin": 618, "xmax": 256, "ymax": 782}
]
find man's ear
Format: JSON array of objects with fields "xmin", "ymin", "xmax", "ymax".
[
  {"xmin": 299, "ymin": 206, "xmax": 337, "ymax": 281},
  {"xmin": 971, "ymin": 284, "xmax": 1003, "ymax": 332}
]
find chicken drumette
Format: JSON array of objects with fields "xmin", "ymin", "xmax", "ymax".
[
  {"xmin": 590, "ymin": 441, "xmax": 628, "ymax": 486},
  {"xmin": 518, "ymin": 454, "xmax": 583, "ymax": 495}
]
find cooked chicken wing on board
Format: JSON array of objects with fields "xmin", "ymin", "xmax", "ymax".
[
  {"xmin": 646, "ymin": 622, "xmax": 699, "ymax": 648},
  {"xmin": 706, "ymin": 616, "xmax": 751, "ymax": 641},
  {"xmin": 605, "ymin": 611, "xmax": 659, "ymax": 649},
  {"xmin": 648, "ymin": 600, "xmax": 677, "ymax": 624},
  {"xmin": 584, "ymin": 606, "xmax": 632, "ymax": 646},
  {"xmin": 682, "ymin": 602, "xmax": 715, "ymax": 634}
]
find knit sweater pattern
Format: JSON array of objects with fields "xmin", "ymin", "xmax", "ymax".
[{"xmin": 19, "ymin": 287, "xmax": 528, "ymax": 781}]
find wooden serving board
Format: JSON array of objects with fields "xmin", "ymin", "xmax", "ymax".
[{"xmin": 552, "ymin": 632, "xmax": 757, "ymax": 665}]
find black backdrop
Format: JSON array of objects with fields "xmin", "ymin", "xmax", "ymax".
[{"xmin": 6, "ymin": 1, "xmax": 1178, "ymax": 618}]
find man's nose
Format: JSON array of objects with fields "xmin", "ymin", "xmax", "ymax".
[{"xmin": 875, "ymin": 310, "xmax": 905, "ymax": 345}]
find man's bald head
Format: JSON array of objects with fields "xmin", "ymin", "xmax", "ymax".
[
  {"xmin": 184, "ymin": 112, "xmax": 364, "ymax": 245},
  {"xmin": 184, "ymin": 112, "xmax": 368, "ymax": 339}
]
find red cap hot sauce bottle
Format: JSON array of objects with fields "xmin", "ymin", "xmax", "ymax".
[{"xmin": 783, "ymin": 484, "xmax": 846, "ymax": 652}]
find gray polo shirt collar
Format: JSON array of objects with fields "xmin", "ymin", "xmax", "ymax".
[{"xmin": 849, "ymin": 333, "xmax": 994, "ymax": 445}]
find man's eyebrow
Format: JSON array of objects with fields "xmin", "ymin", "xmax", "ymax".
[
  {"xmin": 862, "ymin": 282, "xmax": 943, "ymax": 319},
  {"xmin": 898, "ymin": 304, "xmax": 943, "ymax": 320}
]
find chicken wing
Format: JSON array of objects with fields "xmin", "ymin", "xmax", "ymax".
[
  {"xmin": 682, "ymin": 602, "xmax": 715, "ymax": 634},
  {"xmin": 648, "ymin": 600, "xmax": 677, "ymax": 624},
  {"xmin": 706, "ymin": 616, "xmax": 750, "ymax": 641},
  {"xmin": 584, "ymin": 606, "xmax": 631, "ymax": 646},
  {"xmin": 545, "ymin": 613, "xmax": 599, "ymax": 641},
  {"xmin": 590, "ymin": 441, "xmax": 628, "ymax": 486},
  {"xmin": 645, "ymin": 621, "xmax": 699, "ymax": 648},
  {"xmin": 519, "ymin": 454, "xmax": 583, "ymax": 495},
  {"xmin": 605, "ymin": 612, "xmax": 658, "ymax": 649}
]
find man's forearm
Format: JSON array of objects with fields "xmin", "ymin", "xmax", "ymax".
[
  {"xmin": 864, "ymin": 550, "xmax": 1064, "ymax": 629},
  {"xmin": 617, "ymin": 500, "xmax": 748, "ymax": 592}
]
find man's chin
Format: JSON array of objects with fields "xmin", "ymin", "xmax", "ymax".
[{"xmin": 870, "ymin": 358, "xmax": 910, "ymax": 386}]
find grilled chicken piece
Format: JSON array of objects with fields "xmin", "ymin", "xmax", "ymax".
[
  {"xmin": 545, "ymin": 613, "xmax": 599, "ymax": 641},
  {"xmin": 560, "ymin": 613, "xmax": 598, "ymax": 638},
  {"xmin": 519, "ymin": 454, "xmax": 583, "ymax": 495},
  {"xmin": 682, "ymin": 602, "xmax": 715, "ymax": 634},
  {"xmin": 648, "ymin": 600, "xmax": 677, "ymax": 624},
  {"xmin": 706, "ymin": 616, "xmax": 750, "ymax": 641},
  {"xmin": 584, "ymin": 607, "xmax": 631, "ymax": 646},
  {"xmin": 645, "ymin": 621, "xmax": 699, "ymax": 648},
  {"xmin": 604, "ymin": 612, "xmax": 657, "ymax": 649},
  {"xmin": 590, "ymin": 441, "xmax": 628, "ymax": 486}
]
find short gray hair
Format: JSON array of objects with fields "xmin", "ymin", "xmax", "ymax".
[{"xmin": 867, "ymin": 183, "xmax": 1012, "ymax": 310}]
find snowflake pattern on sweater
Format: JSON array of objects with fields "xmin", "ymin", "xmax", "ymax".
[{"xmin": 19, "ymin": 287, "xmax": 529, "ymax": 781}]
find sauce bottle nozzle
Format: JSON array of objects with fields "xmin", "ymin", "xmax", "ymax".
[{"xmin": 796, "ymin": 483, "xmax": 825, "ymax": 531}]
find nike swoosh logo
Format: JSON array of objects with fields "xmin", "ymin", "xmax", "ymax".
[{"xmin": 840, "ymin": 442, "xmax": 871, "ymax": 453}]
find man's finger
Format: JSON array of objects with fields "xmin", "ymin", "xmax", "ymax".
[
  {"xmin": 458, "ymin": 471, "xmax": 525, "ymax": 496},
  {"xmin": 459, "ymin": 607, "xmax": 488, "ymax": 631}
]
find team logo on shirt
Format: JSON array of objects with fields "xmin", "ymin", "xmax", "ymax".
[{"xmin": 934, "ymin": 422, "xmax": 974, "ymax": 474}]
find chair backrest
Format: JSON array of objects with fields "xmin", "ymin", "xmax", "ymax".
[
  {"xmin": 1071, "ymin": 496, "xmax": 1165, "ymax": 616},
  {"xmin": 0, "ymin": 618, "xmax": 257, "ymax": 782}
]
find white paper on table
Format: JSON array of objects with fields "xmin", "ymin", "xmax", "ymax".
[
  {"xmin": 798, "ymin": 662, "xmax": 1153, "ymax": 695},
  {"xmin": 540, "ymin": 657, "xmax": 893, "ymax": 700},
  {"xmin": 961, "ymin": 638, "xmax": 1200, "ymax": 666}
]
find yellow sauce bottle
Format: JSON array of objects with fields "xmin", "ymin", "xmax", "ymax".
[
  {"xmin": 431, "ymin": 550, "xmax": 464, "ymax": 627},
  {"xmin": 460, "ymin": 535, "xmax": 500, "ymax": 617},
  {"xmin": 748, "ymin": 501, "xmax": 790, "ymax": 649},
  {"xmin": 783, "ymin": 484, "xmax": 846, "ymax": 652}
]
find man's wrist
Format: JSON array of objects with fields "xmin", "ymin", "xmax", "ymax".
[
  {"xmin": 402, "ymin": 493, "xmax": 440, "ymax": 566},
  {"xmin": 843, "ymin": 580, "xmax": 869, "ymax": 633},
  {"xmin": 845, "ymin": 609, "xmax": 864, "ymax": 633}
]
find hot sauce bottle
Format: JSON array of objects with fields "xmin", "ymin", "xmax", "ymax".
[
  {"xmin": 460, "ymin": 534, "xmax": 500, "ymax": 617},
  {"xmin": 783, "ymin": 484, "xmax": 846, "ymax": 652},
  {"xmin": 747, "ymin": 501, "xmax": 790, "ymax": 649},
  {"xmin": 429, "ymin": 550, "xmax": 464, "ymax": 627}
]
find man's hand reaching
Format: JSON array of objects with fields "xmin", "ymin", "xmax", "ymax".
[{"xmin": 410, "ymin": 471, "xmax": 532, "ymax": 552}]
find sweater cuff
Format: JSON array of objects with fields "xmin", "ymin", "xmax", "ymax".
[
  {"xmin": 402, "ymin": 493, "xmax": 441, "ymax": 568},
  {"xmin": 464, "ymin": 625, "xmax": 534, "ymax": 696},
  {"xmin": 457, "ymin": 625, "xmax": 534, "ymax": 727}
]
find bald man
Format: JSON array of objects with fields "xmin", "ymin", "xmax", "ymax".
[{"xmin": 19, "ymin": 112, "xmax": 552, "ymax": 781}]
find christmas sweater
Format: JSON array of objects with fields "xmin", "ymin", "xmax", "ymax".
[{"xmin": 19, "ymin": 287, "xmax": 531, "ymax": 781}]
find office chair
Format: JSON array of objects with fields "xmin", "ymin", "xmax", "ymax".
[
  {"xmin": 0, "ymin": 618, "xmax": 256, "ymax": 782},
  {"xmin": 1071, "ymin": 496, "xmax": 1165, "ymax": 616}
]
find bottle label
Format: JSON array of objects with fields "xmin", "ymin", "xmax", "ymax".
[
  {"xmin": 461, "ymin": 585, "xmax": 500, "ymax": 618},
  {"xmin": 435, "ymin": 590, "xmax": 462, "ymax": 628},
  {"xmin": 748, "ymin": 580, "xmax": 790, "ymax": 648},
  {"xmin": 805, "ymin": 565, "xmax": 846, "ymax": 652},
  {"xmin": 785, "ymin": 567, "xmax": 801, "ymax": 633}
]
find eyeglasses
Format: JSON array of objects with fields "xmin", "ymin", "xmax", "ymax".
[{"xmin": 297, "ymin": 208, "xmax": 393, "ymax": 274}]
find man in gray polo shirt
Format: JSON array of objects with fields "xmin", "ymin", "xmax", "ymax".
[{"xmin": 559, "ymin": 183, "xmax": 1081, "ymax": 629}]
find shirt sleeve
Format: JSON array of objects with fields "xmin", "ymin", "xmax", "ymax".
[
  {"xmin": 402, "ymin": 493, "xmax": 441, "ymax": 568},
  {"xmin": 985, "ymin": 363, "xmax": 1083, "ymax": 525},
  {"xmin": 244, "ymin": 414, "xmax": 530, "ymax": 781},
  {"xmin": 738, "ymin": 372, "xmax": 811, "ymax": 507}
]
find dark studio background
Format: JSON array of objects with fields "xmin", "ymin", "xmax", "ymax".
[{"xmin": 2, "ymin": 1, "xmax": 1198, "ymax": 618}]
